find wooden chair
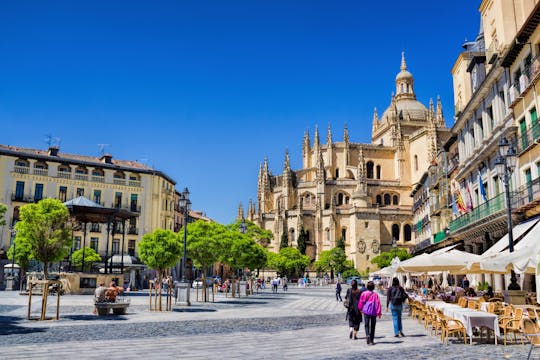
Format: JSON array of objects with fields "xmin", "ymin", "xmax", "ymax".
[
  {"xmin": 467, "ymin": 300, "xmax": 478, "ymax": 310},
  {"xmin": 458, "ymin": 297, "xmax": 468, "ymax": 307},
  {"xmin": 486, "ymin": 302, "xmax": 496, "ymax": 314},
  {"xmin": 501, "ymin": 307, "xmax": 525, "ymax": 346},
  {"xmin": 440, "ymin": 317, "xmax": 467, "ymax": 345},
  {"xmin": 521, "ymin": 318, "xmax": 540, "ymax": 360}
]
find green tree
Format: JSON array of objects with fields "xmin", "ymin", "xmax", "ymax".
[
  {"xmin": 371, "ymin": 248, "xmax": 412, "ymax": 269},
  {"xmin": 267, "ymin": 247, "xmax": 310, "ymax": 279},
  {"xmin": 297, "ymin": 227, "xmax": 307, "ymax": 255},
  {"xmin": 15, "ymin": 199, "xmax": 72, "ymax": 278},
  {"xmin": 138, "ymin": 229, "xmax": 182, "ymax": 310},
  {"xmin": 0, "ymin": 202, "xmax": 6, "ymax": 226},
  {"xmin": 336, "ymin": 236, "xmax": 345, "ymax": 251},
  {"xmin": 280, "ymin": 231, "xmax": 288, "ymax": 249},
  {"xmin": 229, "ymin": 219, "xmax": 273, "ymax": 247},
  {"xmin": 71, "ymin": 247, "xmax": 101, "ymax": 271},
  {"xmin": 184, "ymin": 220, "xmax": 227, "ymax": 301},
  {"xmin": 7, "ymin": 235, "xmax": 33, "ymax": 290}
]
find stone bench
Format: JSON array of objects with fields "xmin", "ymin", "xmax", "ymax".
[{"xmin": 95, "ymin": 300, "xmax": 130, "ymax": 316}]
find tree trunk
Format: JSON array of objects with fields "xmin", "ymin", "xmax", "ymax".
[
  {"xmin": 202, "ymin": 271, "xmax": 207, "ymax": 302},
  {"xmin": 157, "ymin": 271, "xmax": 163, "ymax": 311},
  {"xmin": 43, "ymin": 261, "xmax": 49, "ymax": 280}
]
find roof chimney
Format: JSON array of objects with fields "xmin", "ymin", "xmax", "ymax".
[
  {"xmin": 48, "ymin": 146, "xmax": 59, "ymax": 156},
  {"xmin": 100, "ymin": 154, "xmax": 113, "ymax": 164}
]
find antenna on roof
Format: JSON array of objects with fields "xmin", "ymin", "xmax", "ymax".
[{"xmin": 97, "ymin": 144, "xmax": 109, "ymax": 156}]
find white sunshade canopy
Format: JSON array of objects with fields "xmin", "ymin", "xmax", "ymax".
[{"xmin": 397, "ymin": 249, "xmax": 481, "ymax": 273}]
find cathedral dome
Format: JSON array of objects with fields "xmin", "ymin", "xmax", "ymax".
[{"xmin": 381, "ymin": 98, "xmax": 428, "ymax": 121}]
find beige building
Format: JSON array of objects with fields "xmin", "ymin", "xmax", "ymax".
[
  {"xmin": 0, "ymin": 145, "xmax": 176, "ymax": 261},
  {"xmin": 251, "ymin": 55, "xmax": 450, "ymax": 272}
]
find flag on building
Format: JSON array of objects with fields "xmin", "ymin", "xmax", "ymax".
[
  {"xmin": 478, "ymin": 171, "xmax": 488, "ymax": 203},
  {"xmin": 451, "ymin": 191, "xmax": 458, "ymax": 216},
  {"xmin": 466, "ymin": 183, "xmax": 474, "ymax": 211}
]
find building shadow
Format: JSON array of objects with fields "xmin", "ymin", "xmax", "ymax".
[{"xmin": 0, "ymin": 315, "xmax": 47, "ymax": 335}]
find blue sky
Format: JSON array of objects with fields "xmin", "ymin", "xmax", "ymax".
[{"xmin": 0, "ymin": 1, "xmax": 480, "ymax": 224}]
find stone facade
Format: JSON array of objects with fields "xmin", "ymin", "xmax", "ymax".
[{"xmin": 250, "ymin": 55, "xmax": 451, "ymax": 272}]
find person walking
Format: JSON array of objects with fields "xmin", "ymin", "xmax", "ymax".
[
  {"xmin": 358, "ymin": 281, "xmax": 382, "ymax": 345},
  {"xmin": 335, "ymin": 280, "xmax": 342, "ymax": 302},
  {"xmin": 387, "ymin": 277, "xmax": 409, "ymax": 338},
  {"xmin": 345, "ymin": 279, "xmax": 363, "ymax": 340}
]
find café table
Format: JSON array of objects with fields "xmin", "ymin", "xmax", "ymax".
[{"xmin": 428, "ymin": 301, "xmax": 499, "ymax": 344}]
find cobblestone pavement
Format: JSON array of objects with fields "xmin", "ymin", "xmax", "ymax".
[{"xmin": 0, "ymin": 287, "xmax": 535, "ymax": 359}]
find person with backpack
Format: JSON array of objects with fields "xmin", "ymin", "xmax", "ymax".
[
  {"xmin": 358, "ymin": 281, "xmax": 382, "ymax": 345},
  {"xmin": 344, "ymin": 279, "xmax": 363, "ymax": 340},
  {"xmin": 386, "ymin": 277, "xmax": 409, "ymax": 338}
]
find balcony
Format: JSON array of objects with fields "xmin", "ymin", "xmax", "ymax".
[
  {"xmin": 128, "ymin": 226, "xmax": 138, "ymax": 235},
  {"xmin": 90, "ymin": 224, "xmax": 101, "ymax": 233},
  {"xmin": 91, "ymin": 175, "xmax": 105, "ymax": 183},
  {"xmin": 517, "ymin": 122, "xmax": 540, "ymax": 154},
  {"xmin": 11, "ymin": 193, "xmax": 34, "ymax": 203},
  {"xmin": 449, "ymin": 192, "xmax": 506, "ymax": 233},
  {"xmin": 128, "ymin": 180, "xmax": 141, "ymax": 187},
  {"xmin": 74, "ymin": 174, "xmax": 88, "ymax": 181},
  {"xmin": 33, "ymin": 168, "xmax": 48, "ymax": 176},
  {"xmin": 57, "ymin": 171, "xmax": 71, "ymax": 179},
  {"xmin": 13, "ymin": 165, "xmax": 30, "ymax": 174},
  {"xmin": 433, "ymin": 230, "xmax": 446, "ymax": 244},
  {"xmin": 113, "ymin": 178, "xmax": 126, "ymax": 185},
  {"xmin": 513, "ymin": 176, "xmax": 540, "ymax": 212}
]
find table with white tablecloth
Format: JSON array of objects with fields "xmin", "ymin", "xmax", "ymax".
[{"xmin": 428, "ymin": 301, "xmax": 499, "ymax": 344}]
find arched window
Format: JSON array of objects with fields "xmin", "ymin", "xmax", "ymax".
[
  {"xmin": 404, "ymin": 224, "xmax": 412, "ymax": 242},
  {"xmin": 414, "ymin": 155, "xmax": 418, "ymax": 171},
  {"xmin": 341, "ymin": 228, "xmax": 347, "ymax": 242},
  {"xmin": 58, "ymin": 164, "xmax": 71, "ymax": 173},
  {"xmin": 335, "ymin": 168, "xmax": 339, "ymax": 178},
  {"xmin": 392, "ymin": 224, "xmax": 400, "ymax": 241},
  {"xmin": 366, "ymin": 161, "xmax": 374, "ymax": 178},
  {"xmin": 34, "ymin": 161, "xmax": 48, "ymax": 169},
  {"xmin": 376, "ymin": 165, "xmax": 381, "ymax": 179},
  {"xmin": 289, "ymin": 228, "xmax": 295, "ymax": 244},
  {"xmin": 392, "ymin": 195, "xmax": 399, "ymax": 205},
  {"xmin": 384, "ymin": 194, "xmax": 391, "ymax": 205},
  {"xmin": 113, "ymin": 171, "xmax": 125, "ymax": 179},
  {"xmin": 376, "ymin": 195, "xmax": 382, "ymax": 205},
  {"xmin": 92, "ymin": 168, "xmax": 104, "ymax": 177},
  {"xmin": 338, "ymin": 193, "xmax": 344, "ymax": 205},
  {"xmin": 345, "ymin": 196, "xmax": 350, "ymax": 204},
  {"xmin": 306, "ymin": 230, "xmax": 310, "ymax": 243},
  {"xmin": 325, "ymin": 228, "xmax": 330, "ymax": 242}
]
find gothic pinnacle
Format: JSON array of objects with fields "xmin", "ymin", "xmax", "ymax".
[{"xmin": 327, "ymin": 123, "xmax": 332, "ymax": 145}]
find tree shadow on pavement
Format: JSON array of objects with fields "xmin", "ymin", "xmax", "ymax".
[
  {"xmin": 63, "ymin": 314, "xmax": 128, "ymax": 321},
  {"xmin": 0, "ymin": 316, "xmax": 47, "ymax": 336},
  {"xmin": 173, "ymin": 308, "xmax": 217, "ymax": 313}
]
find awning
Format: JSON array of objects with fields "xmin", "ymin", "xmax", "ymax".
[
  {"xmin": 397, "ymin": 250, "xmax": 481, "ymax": 273},
  {"xmin": 482, "ymin": 217, "xmax": 540, "ymax": 256}
]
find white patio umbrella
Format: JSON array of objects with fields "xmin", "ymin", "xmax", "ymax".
[
  {"xmin": 441, "ymin": 271, "xmax": 449, "ymax": 288},
  {"xmin": 397, "ymin": 250, "xmax": 481, "ymax": 273}
]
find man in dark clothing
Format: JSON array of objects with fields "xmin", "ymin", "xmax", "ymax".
[
  {"xmin": 336, "ymin": 280, "xmax": 342, "ymax": 301},
  {"xmin": 462, "ymin": 276, "xmax": 470, "ymax": 289}
]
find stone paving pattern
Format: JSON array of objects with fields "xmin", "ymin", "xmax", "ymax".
[{"xmin": 0, "ymin": 286, "xmax": 535, "ymax": 359}]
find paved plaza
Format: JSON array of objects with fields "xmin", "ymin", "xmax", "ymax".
[{"xmin": 0, "ymin": 286, "xmax": 535, "ymax": 360}]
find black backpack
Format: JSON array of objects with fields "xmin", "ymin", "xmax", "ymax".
[{"xmin": 390, "ymin": 286, "xmax": 406, "ymax": 306}]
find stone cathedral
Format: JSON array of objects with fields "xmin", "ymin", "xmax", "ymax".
[{"xmin": 244, "ymin": 55, "xmax": 451, "ymax": 272}]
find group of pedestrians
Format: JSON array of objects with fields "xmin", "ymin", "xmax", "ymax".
[{"xmin": 342, "ymin": 277, "xmax": 408, "ymax": 345}]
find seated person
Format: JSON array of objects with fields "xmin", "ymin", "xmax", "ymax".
[
  {"xmin": 105, "ymin": 281, "xmax": 123, "ymax": 302},
  {"xmin": 94, "ymin": 282, "xmax": 107, "ymax": 303},
  {"xmin": 464, "ymin": 287, "xmax": 477, "ymax": 297},
  {"xmin": 485, "ymin": 286, "xmax": 494, "ymax": 298}
]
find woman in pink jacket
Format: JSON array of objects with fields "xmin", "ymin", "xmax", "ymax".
[{"xmin": 357, "ymin": 281, "xmax": 382, "ymax": 345}]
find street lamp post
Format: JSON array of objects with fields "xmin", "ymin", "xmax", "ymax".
[
  {"xmin": 7, "ymin": 228, "xmax": 17, "ymax": 291},
  {"xmin": 176, "ymin": 187, "xmax": 191, "ymax": 305},
  {"xmin": 495, "ymin": 137, "xmax": 519, "ymax": 289},
  {"xmin": 238, "ymin": 218, "xmax": 247, "ymax": 296}
]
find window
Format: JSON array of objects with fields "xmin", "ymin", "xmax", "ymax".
[
  {"xmin": 384, "ymin": 194, "xmax": 391, "ymax": 205},
  {"xmin": 34, "ymin": 183, "xmax": 43, "ymax": 202},
  {"xmin": 392, "ymin": 195, "xmax": 399, "ymax": 205},
  {"xmin": 376, "ymin": 165, "xmax": 381, "ymax": 179},
  {"xmin": 404, "ymin": 224, "xmax": 412, "ymax": 242},
  {"xmin": 112, "ymin": 239, "xmax": 120, "ymax": 255},
  {"xmin": 338, "ymin": 193, "xmax": 344, "ymax": 205},
  {"xmin": 128, "ymin": 240, "xmax": 136, "ymax": 256},
  {"xmin": 335, "ymin": 169, "xmax": 339, "ymax": 178},
  {"xmin": 15, "ymin": 181, "xmax": 24, "ymax": 200},
  {"xmin": 59, "ymin": 186, "xmax": 67, "ymax": 202},
  {"xmin": 520, "ymin": 118, "xmax": 528, "ymax": 149},
  {"xmin": 90, "ymin": 237, "xmax": 99, "ymax": 251},
  {"xmin": 376, "ymin": 195, "xmax": 382, "ymax": 205},
  {"xmin": 532, "ymin": 108, "xmax": 539, "ymax": 140},
  {"xmin": 326, "ymin": 228, "xmax": 330, "ymax": 242},
  {"xmin": 76, "ymin": 188, "xmax": 84, "ymax": 197},
  {"xmin": 114, "ymin": 192, "xmax": 122, "ymax": 208},
  {"xmin": 392, "ymin": 224, "xmax": 400, "ymax": 241},
  {"xmin": 493, "ymin": 176, "xmax": 500, "ymax": 195},
  {"xmin": 93, "ymin": 190, "xmax": 101, "ymax": 204},
  {"xmin": 366, "ymin": 162, "xmax": 374, "ymax": 178},
  {"xmin": 341, "ymin": 228, "xmax": 346, "ymax": 242},
  {"xmin": 414, "ymin": 155, "xmax": 418, "ymax": 171},
  {"xmin": 487, "ymin": 106, "xmax": 494, "ymax": 131},
  {"xmin": 526, "ymin": 168, "xmax": 533, "ymax": 202},
  {"xmin": 74, "ymin": 236, "xmax": 81, "ymax": 251},
  {"xmin": 130, "ymin": 193, "xmax": 138, "ymax": 212}
]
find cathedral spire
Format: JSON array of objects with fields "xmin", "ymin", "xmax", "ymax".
[
  {"xmin": 237, "ymin": 202, "xmax": 244, "ymax": 221},
  {"xmin": 372, "ymin": 108, "xmax": 379, "ymax": 128},
  {"xmin": 316, "ymin": 149, "xmax": 325, "ymax": 182},
  {"xmin": 429, "ymin": 98, "xmax": 435, "ymax": 120},
  {"xmin": 436, "ymin": 95, "xmax": 444, "ymax": 126},
  {"xmin": 314, "ymin": 125, "xmax": 320, "ymax": 149},
  {"xmin": 395, "ymin": 52, "xmax": 415, "ymax": 100},
  {"xmin": 247, "ymin": 199, "xmax": 255, "ymax": 220},
  {"xmin": 343, "ymin": 123, "xmax": 349, "ymax": 143},
  {"xmin": 283, "ymin": 148, "xmax": 290, "ymax": 172},
  {"xmin": 327, "ymin": 123, "xmax": 333, "ymax": 145},
  {"xmin": 401, "ymin": 51, "xmax": 407, "ymax": 71},
  {"xmin": 303, "ymin": 128, "xmax": 310, "ymax": 150}
]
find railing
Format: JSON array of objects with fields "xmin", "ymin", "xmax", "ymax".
[
  {"xmin": 11, "ymin": 193, "xmax": 34, "ymax": 202},
  {"xmin": 13, "ymin": 165, "xmax": 30, "ymax": 174},
  {"xmin": 91, "ymin": 175, "xmax": 105, "ymax": 183},
  {"xmin": 74, "ymin": 174, "xmax": 88, "ymax": 181},
  {"xmin": 128, "ymin": 180, "xmax": 141, "ymax": 187},
  {"xmin": 90, "ymin": 224, "xmax": 101, "ymax": 232},
  {"xmin": 433, "ymin": 230, "xmax": 446, "ymax": 243},
  {"xmin": 128, "ymin": 227, "xmax": 138, "ymax": 235},
  {"xmin": 517, "ymin": 121, "xmax": 540, "ymax": 154},
  {"xmin": 33, "ymin": 168, "xmax": 48, "ymax": 176},
  {"xmin": 113, "ymin": 178, "xmax": 126, "ymax": 185},
  {"xmin": 513, "ymin": 176, "xmax": 540, "ymax": 210},
  {"xmin": 449, "ymin": 192, "xmax": 506, "ymax": 233},
  {"xmin": 57, "ymin": 171, "xmax": 71, "ymax": 179}
]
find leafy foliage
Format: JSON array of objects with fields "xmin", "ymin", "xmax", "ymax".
[
  {"xmin": 266, "ymin": 247, "xmax": 310, "ymax": 279},
  {"xmin": 297, "ymin": 226, "xmax": 307, "ymax": 255},
  {"xmin": 228, "ymin": 219, "xmax": 273, "ymax": 247},
  {"xmin": 371, "ymin": 248, "xmax": 412, "ymax": 268},
  {"xmin": 280, "ymin": 231, "xmax": 288, "ymax": 250},
  {"xmin": 7, "ymin": 236, "xmax": 33, "ymax": 271},
  {"xmin": 15, "ymin": 199, "xmax": 72, "ymax": 278},
  {"xmin": 0, "ymin": 202, "xmax": 6, "ymax": 226},
  {"xmin": 336, "ymin": 236, "xmax": 345, "ymax": 251},
  {"xmin": 341, "ymin": 268, "xmax": 361, "ymax": 278},
  {"xmin": 71, "ymin": 247, "xmax": 101, "ymax": 270},
  {"xmin": 314, "ymin": 247, "xmax": 356, "ymax": 277}
]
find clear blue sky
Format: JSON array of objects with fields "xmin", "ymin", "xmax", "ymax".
[{"xmin": 0, "ymin": 1, "xmax": 481, "ymax": 224}]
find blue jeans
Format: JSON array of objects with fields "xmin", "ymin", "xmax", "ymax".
[{"xmin": 390, "ymin": 303, "xmax": 403, "ymax": 335}]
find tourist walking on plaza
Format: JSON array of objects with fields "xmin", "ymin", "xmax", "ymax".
[
  {"xmin": 345, "ymin": 279, "xmax": 363, "ymax": 340},
  {"xmin": 358, "ymin": 281, "xmax": 382, "ymax": 345},
  {"xmin": 386, "ymin": 277, "xmax": 409, "ymax": 337},
  {"xmin": 335, "ymin": 279, "xmax": 342, "ymax": 301}
]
